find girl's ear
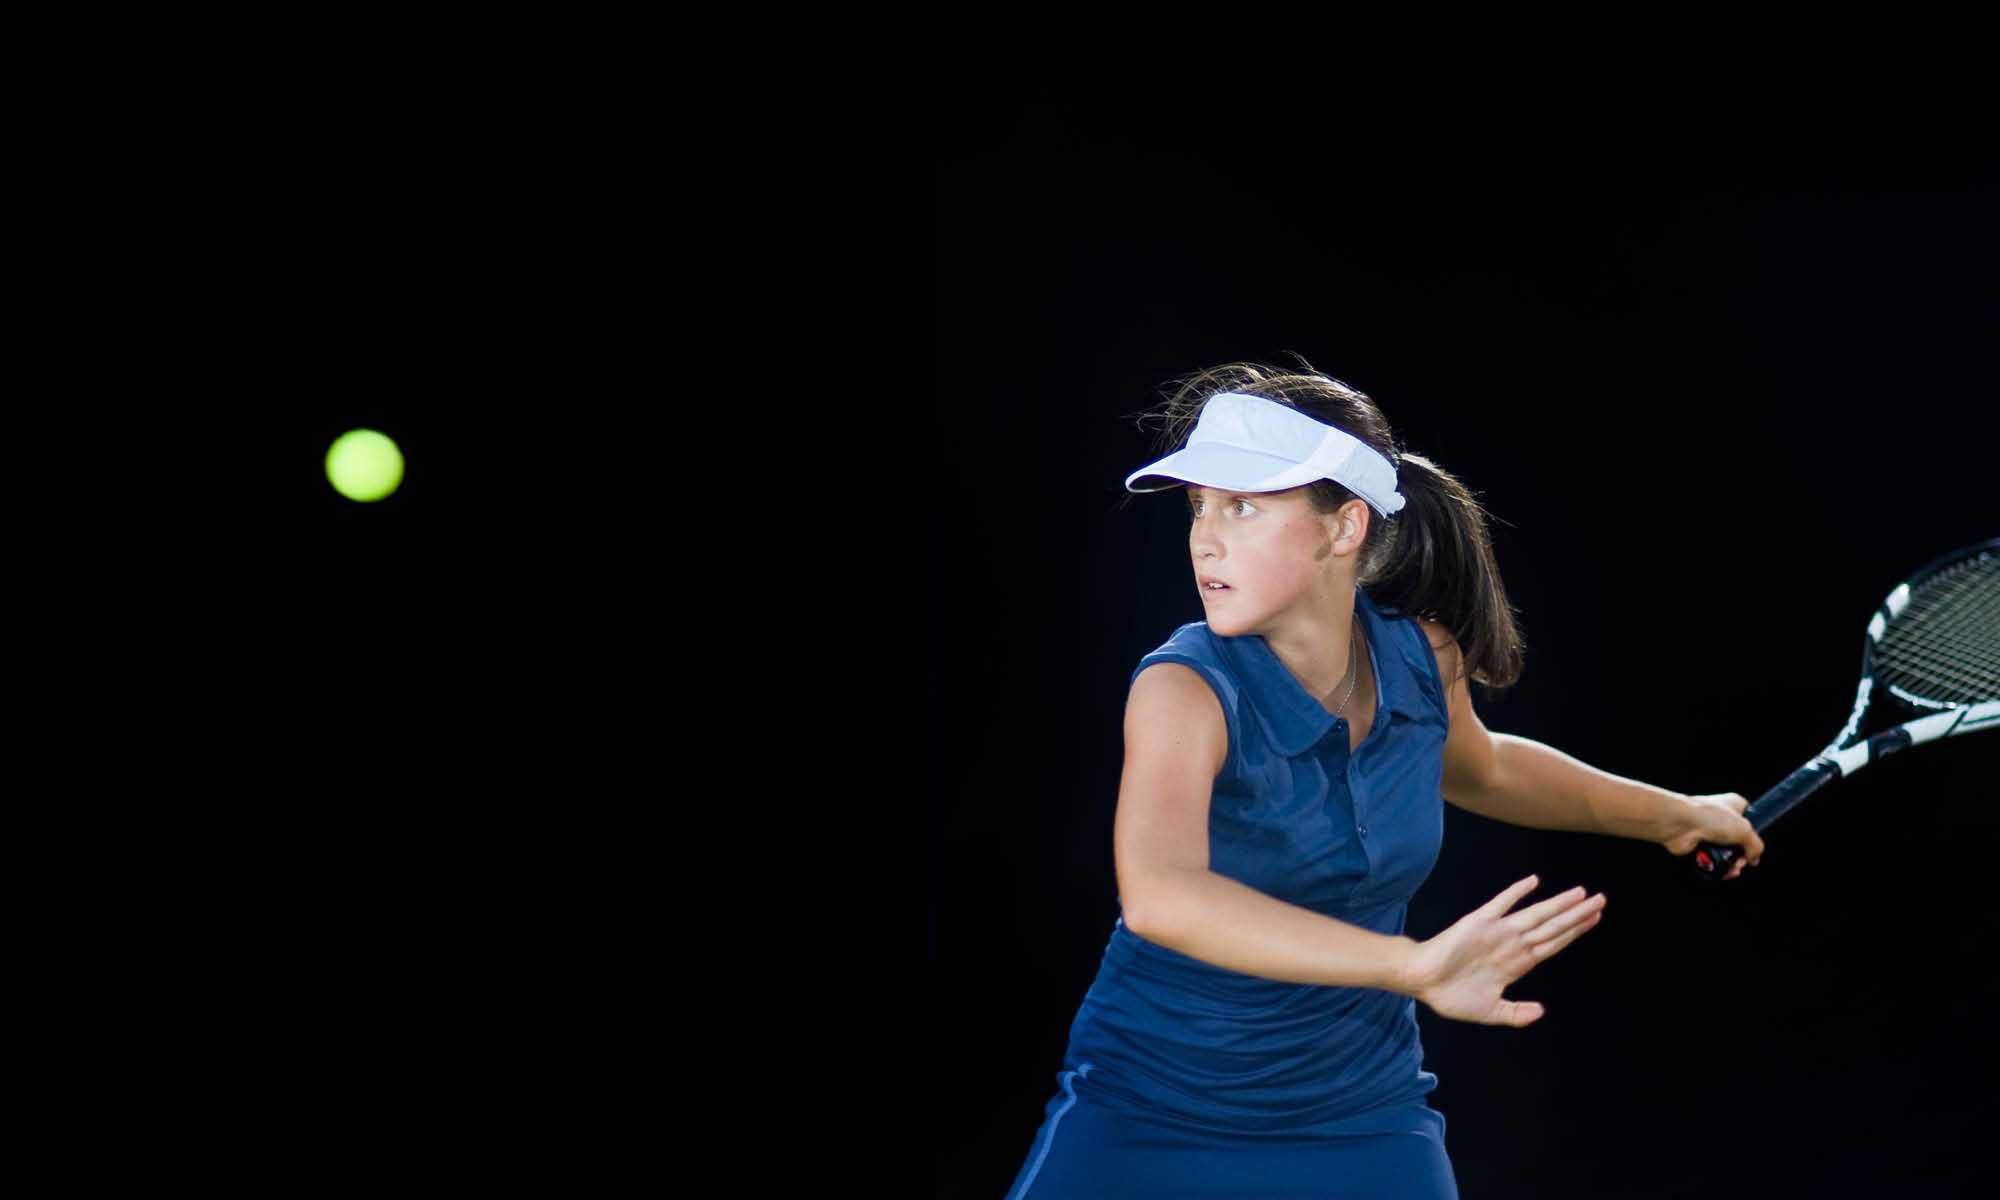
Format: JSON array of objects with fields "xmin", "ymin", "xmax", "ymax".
[
  {"xmin": 1314, "ymin": 501, "xmax": 1367, "ymax": 562},
  {"xmin": 1334, "ymin": 498, "xmax": 1370, "ymax": 551}
]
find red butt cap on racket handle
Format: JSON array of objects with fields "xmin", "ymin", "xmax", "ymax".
[
  {"xmin": 1692, "ymin": 842, "xmax": 1740, "ymax": 877},
  {"xmin": 1690, "ymin": 758, "xmax": 1841, "ymax": 882}
]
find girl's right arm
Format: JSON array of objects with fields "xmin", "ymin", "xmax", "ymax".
[
  {"xmin": 1114, "ymin": 663, "xmax": 1420, "ymax": 995},
  {"xmin": 1115, "ymin": 664, "xmax": 1606, "ymax": 1023}
]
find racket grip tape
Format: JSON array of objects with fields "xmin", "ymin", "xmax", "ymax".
[{"xmin": 1691, "ymin": 758, "xmax": 1841, "ymax": 881}]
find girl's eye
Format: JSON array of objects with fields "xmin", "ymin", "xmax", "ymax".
[{"xmin": 1190, "ymin": 498, "xmax": 1254, "ymax": 518}]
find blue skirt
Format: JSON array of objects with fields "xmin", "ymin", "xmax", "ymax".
[{"xmin": 1004, "ymin": 1063, "xmax": 1458, "ymax": 1200}]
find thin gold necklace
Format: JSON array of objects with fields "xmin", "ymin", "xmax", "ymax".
[{"xmin": 1316, "ymin": 623, "xmax": 1361, "ymax": 717}]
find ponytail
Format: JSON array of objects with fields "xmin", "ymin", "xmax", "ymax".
[{"xmin": 1363, "ymin": 450, "xmax": 1525, "ymax": 694}]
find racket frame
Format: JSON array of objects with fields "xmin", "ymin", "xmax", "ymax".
[{"xmin": 1693, "ymin": 537, "xmax": 1999, "ymax": 878}]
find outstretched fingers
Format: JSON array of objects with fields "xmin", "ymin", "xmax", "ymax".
[
  {"xmin": 1522, "ymin": 894, "xmax": 1606, "ymax": 959},
  {"xmin": 1505, "ymin": 884, "xmax": 1595, "ymax": 931},
  {"xmin": 1485, "ymin": 874, "xmax": 1542, "ymax": 916}
]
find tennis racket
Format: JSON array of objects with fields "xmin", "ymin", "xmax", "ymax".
[{"xmin": 1693, "ymin": 537, "xmax": 1999, "ymax": 881}]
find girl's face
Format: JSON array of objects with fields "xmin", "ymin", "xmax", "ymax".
[{"xmin": 1186, "ymin": 485, "xmax": 1341, "ymax": 638}]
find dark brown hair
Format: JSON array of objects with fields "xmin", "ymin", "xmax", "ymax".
[{"xmin": 1117, "ymin": 356, "xmax": 1526, "ymax": 695}]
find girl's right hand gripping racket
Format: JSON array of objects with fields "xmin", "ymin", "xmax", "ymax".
[{"xmin": 1693, "ymin": 537, "xmax": 2000, "ymax": 881}]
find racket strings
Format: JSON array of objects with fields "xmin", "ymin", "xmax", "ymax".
[{"xmin": 1874, "ymin": 550, "xmax": 1999, "ymax": 706}]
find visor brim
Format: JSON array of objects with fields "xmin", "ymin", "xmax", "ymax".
[{"xmin": 1124, "ymin": 443, "xmax": 1323, "ymax": 494}]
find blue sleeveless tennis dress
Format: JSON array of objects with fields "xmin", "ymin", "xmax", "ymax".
[{"xmin": 1004, "ymin": 586, "xmax": 1459, "ymax": 1199}]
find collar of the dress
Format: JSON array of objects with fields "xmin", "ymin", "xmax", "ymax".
[{"xmin": 1212, "ymin": 586, "xmax": 1422, "ymax": 757}]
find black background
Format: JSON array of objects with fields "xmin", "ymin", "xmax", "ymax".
[
  {"xmin": 103, "ymin": 63, "xmax": 661, "ymax": 1146},
  {"xmin": 933, "ymin": 89, "xmax": 1997, "ymax": 1198}
]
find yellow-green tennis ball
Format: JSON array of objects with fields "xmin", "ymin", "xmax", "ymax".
[{"xmin": 325, "ymin": 429, "xmax": 405, "ymax": 502}]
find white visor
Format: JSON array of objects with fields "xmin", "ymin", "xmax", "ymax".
[{"xmin": 1124, "ymin": 391, "xmax": 1406, "ymax": 518}]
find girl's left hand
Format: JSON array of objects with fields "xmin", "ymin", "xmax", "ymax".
[{"xmin": 1661, "ymin": 793, "xmax": 1765, "ymax": 880}]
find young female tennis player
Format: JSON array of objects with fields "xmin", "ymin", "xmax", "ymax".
[{"xmin": 1002, "ymin": 361, "xmax": 1766, "ymax": 1199}]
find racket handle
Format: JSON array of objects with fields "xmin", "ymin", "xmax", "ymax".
[{"xmin": 1691, "ymin": 758, "xmax": 1841, "ymax": 881}]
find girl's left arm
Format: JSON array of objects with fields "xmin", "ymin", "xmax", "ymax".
[
  {"xmin": 1453, "ymin": 732, "xmax": 1684, "ymax": 840},
  {"xmin": 1451, "ymin": 737, "xmax": 1764, "ymax": 877},
  {"xmin": 1422, "ymin": 620, "xmax": 1765, "ymax": 875}
]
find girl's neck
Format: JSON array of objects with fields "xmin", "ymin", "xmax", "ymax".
[{"xmin": 1264, "ymin": 599, "xmax": 1363, "ymax": 704}]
